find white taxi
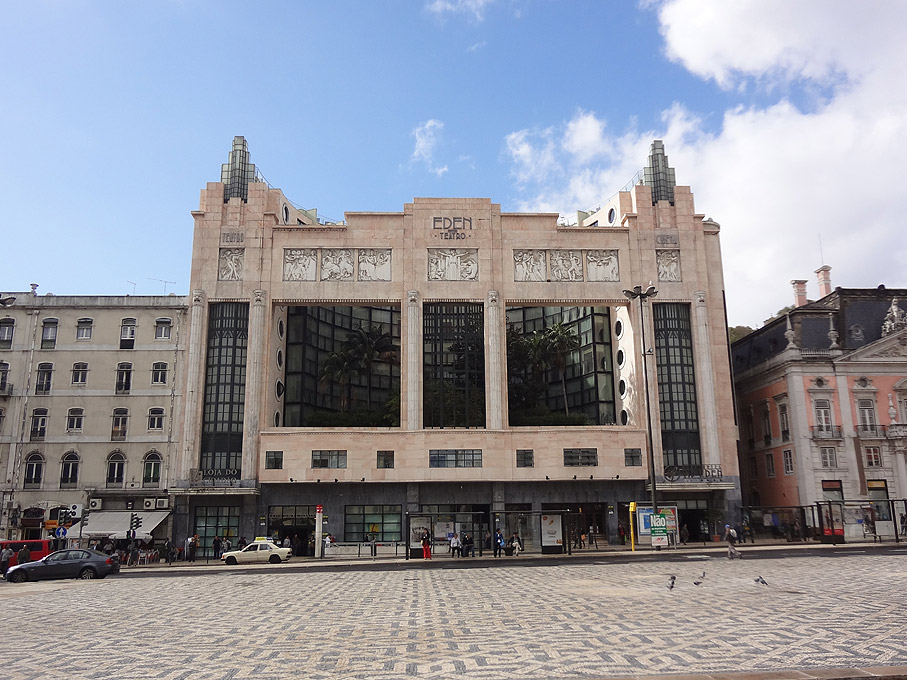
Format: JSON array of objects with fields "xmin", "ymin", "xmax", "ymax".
[{"xmin": 220, "ymin": 539, "xmax": 292, "ymax": 565}]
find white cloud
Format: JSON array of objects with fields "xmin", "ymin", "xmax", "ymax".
[
  {"xmin": 426, "ymin": 0, "xmax": 494, "ymax": 21},
  {"xmin": 502, "ymin": 0, "xmax": 907, "ymax": 327},
  {"xmin": 410, "ymin": 119, "xmax": 449, "ymax": 178}
]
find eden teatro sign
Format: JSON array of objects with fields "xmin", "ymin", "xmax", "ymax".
[{"xmin": 432, "ymin": 216, "xmax": 473, "ymax": 240}]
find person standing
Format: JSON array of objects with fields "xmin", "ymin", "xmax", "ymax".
[
  {"xmin": 618, "ymin": 523, "xmax": 626, "ymax": 545},
  {"xmin": 493, "ymin": 529, "xmax": 505, "ymax": 557},
  {"xmin": 17, "ymin": 543, "xmax": 31, "ymax": 566},
  {"xmin": 0, "ymin": 544, "xmax": 14, "ymax": 578},
  {"xmin": 188, "ymin": 534, "xmax": 198, "ymax": 562},
  {"xmin": 212, "ymin": 536, "xmax": 222, "ymax": 559},
  {"xmin": 449, "ymin": 533, "xmax": 461, "ymax": 558},
  {"xmin": 680, "ymin": 524, "xmax": 690, "ymax": 545},
  {"xmin": 421, "ymin": 529, "xmax": 432, "ymax": 560},
  {"xmin": 900, "ymin": 512, "xmax": 907, "ymax": 536},
  {"xmin": 724, "ymin": 524, "xmax": 741, "ymax": 559}
]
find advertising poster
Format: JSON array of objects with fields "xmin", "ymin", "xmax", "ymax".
[
  {"xmin": 410, "ymin": 516, "xmax": 432, "ymax": 548},
  {"xmin": 636, "ymin": 507, "xmax": 654, "ymax": 536},
  {"xmin": 540, "ymin": 514, "xmax": 563, "ymax": 547}
]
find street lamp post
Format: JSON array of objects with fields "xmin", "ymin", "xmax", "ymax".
[{"xmin": 623, "ymin": 284, "xmax": 659, "ymax": 516}]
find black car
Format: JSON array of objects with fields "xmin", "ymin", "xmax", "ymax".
[{"xmin": 5, "ymin": 549, "xmax": 120, "ymax": 583}]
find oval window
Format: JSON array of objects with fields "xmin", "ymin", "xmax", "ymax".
[
  {"xmin": 277, "ymin": 319, "xmax": 285, "ymax": 339},
  {"xmin": 617, "ymin": 349, "xmax": 625, "ymax": 367},
  {"xmin": 620, "ymin": 409, "xmax": 629, "ymax": 425},
  {"xmin": 276, "ymin": 380, "xmax": 285, "ymax": 399},
  {"xmin": 274, "ymin": 411, "xmax": 281, "ymax": 427},
  {"xmin": 277, "ymin": 349, "xmax": 283, "ymax": 369},
  {"xmin": 608, "ymin": 207, "xmax": 616, "ymax": 224},
  {"xmin": 614, "ymin": 320, "xmax": 623, "ymax": 338},
  {"xmin": 618, "ymin": 379, "xmax": 626, "ymax": 397}
]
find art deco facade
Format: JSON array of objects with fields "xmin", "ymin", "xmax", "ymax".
[{"xmin": 732, "ymin": 271, "xmax": 907, "ymax": 539}]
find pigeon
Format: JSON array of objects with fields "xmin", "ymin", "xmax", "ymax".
[
  {"xmin": 754, "ymin": 576, "xmax": 768, "ymax": 585},
  {"xmin": 693, "ymin": 579, "xmax": 703, "ymax": 586},
  {"xmin": 700, "ymin": 571, "xmax": 706, "ymax": 579},
  {"xmin": 668, "ymin": 575, "xmax": 676, "ymax": 590}
]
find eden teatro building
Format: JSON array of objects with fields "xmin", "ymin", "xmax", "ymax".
[{"xmin": 168, "ymin": 137, "xmax": 739, "ymax": 553}]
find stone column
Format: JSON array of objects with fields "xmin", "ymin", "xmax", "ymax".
[
  {"xmin": 406, "ymin": 290, "xmax": 421, "ymax": 430},
  {"xmin": 241, "ymin": 289, "xmax": 267, "ymax": 482},
  {"xmin": 486, "ymin": 290, "xmax": 503, "ymax": 429},
  {"xmin": 179, "ymin": 289, "xmax": 207, "ymax": 481},
  {"xmin": 693, "ymin": 291, "xmax": 721, "ymax": 465}
]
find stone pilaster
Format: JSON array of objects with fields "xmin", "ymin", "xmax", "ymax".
[
  {"xmin": 242, "ymin": 289, "xmax": 267, "ymax": 481},
  {"xmin": 486, "ymin": 290, "xmax": 503, "ymax": 429},
  {"xmin": 180, "ymin": 289, "xmax": 207, "ymax": 481},
  {"xmin": 693, "ymin": 291, "xmax": 721, "ymax": 465},
  {"xmin": 406, "ymin": 290, "xmax": 421, "ymax": 430}
]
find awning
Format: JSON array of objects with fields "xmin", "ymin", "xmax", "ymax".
[{"xmin": 64, "ymin": 511, "xmax": 170, "ymax": 541}]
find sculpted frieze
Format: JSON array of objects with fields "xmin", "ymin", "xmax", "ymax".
[
  {"xmin": 656, "ymin": 249, "xmax": 681, "ymax": 282},
  {"xmin": 283, "ymin": 248, "xmax": 317, "ymax": 281},
  {"xmin": 513, "ymin": 250, "xmax": 547, "ymax": 281},
  {"xmin": 321, "ymin": 249, "xmax": 354, "ymax": 281},
  {"xmin": 358, "ymin": 249, "xmax": 392, "ymax": 281},
  {"xmin": 218, "ymin": 248, "xmax": 244, "ymax": 281},
  {"xmin": 428, "ymin": 249, "xmax": 478, "ymax": 281},
  {"xmin": 586, "ymin": 250, "xmax": 619, "ymax": 282},
  {"xmin": 549, "ymin": 250, "xmax": 584, "ymax": 282}
]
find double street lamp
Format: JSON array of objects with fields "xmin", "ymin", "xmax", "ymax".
[{"xmin": 622, "ymin": 284, "xmax": 659, "ymax": 516}]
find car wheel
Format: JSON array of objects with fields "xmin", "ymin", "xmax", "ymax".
[
  {"xmin": 79, "ymin": 568, "xmax": 96, "ymax": 580},
  {"xmin": 269, "ymin": 554, "xmax": 281, "ymax": 564},
  {"xmin": 8, "ymin": 571, "xmax": 26, "ymax": 584},
  {"xmin": 225, "ymin": 556, "xmax": 237, "ymax": 565}
]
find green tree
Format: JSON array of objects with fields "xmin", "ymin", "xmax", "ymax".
[
  {"xmin": 318, "ymin": 349, "xmax": 360, "ymax": 412},
  {"xmin": 543, "ymin": 322, "xmax": 580, "ymax": 415},
  {"xmin": 344, "ymin": 325, "xmax": 399, "ymax": 409}
]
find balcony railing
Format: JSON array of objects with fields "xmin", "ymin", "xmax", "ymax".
[
  {"xmin": 763, "ymin": 434, "xmax": 772, "ymax": 446},
  {"xmin": 856, "ymin": 424, "xmax": 887, "ymax": 438},
  {"xmin": 888, "ymin": 424, "xmax": 907, "ymax": 438},
  {"xmin": 811, "ymin": 426, "xmax": 843, "ymax": 439},
  {"xmin": 663, "ymin": 464, "xmax": 724, "ymax": 482},
  {"xmin": 781, "ymin": 429, "xmax": 790, "ymax": 442}
]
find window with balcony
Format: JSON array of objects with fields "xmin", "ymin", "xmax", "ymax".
[
  {"xmin": 24, "ymin": 452, "xmax": 44, "ymax": 488},
  {"xmin": 120, "ymin": 318, "xmax": 136, "ymax": 349},
  {"xmin": 115, "ymin": 362, "xmax": 133, "ymax": 394},
  {"xmin": 148, "ymin": 407, "xmax": 164, "ymax": 430},
  {"xmin": 761, "ymin": 405, "xmax": 772, "ymax": 446},
  {"xmin": 765, "ymin": 452, "xmax": 776, "ymax": 477},
  {"xmin": 60, "ymin": 451, "xmax": 79, "ymax": 488},
  {"xmin": 0, "ymin": 407, "xmax": 4, "ymax": 430},
  {"xmin": 30, "ymin": 408, "xmax": 48, "ymax": 440},
  {"xmin": 143, "ymin": 451, "xmax": 162, "ymax": 487},
  {"xmin": 154, "ymin": 318, "xmax": 172, "ymax": 340},
  {"xmin": 66, "ymin": 408, "xmax": 84, "ymax": 432},
  {"xmin": 865, "ymin": 446, "xmax": 882, "ymax": 467},
  {"xmin": 858, "ymin": 399, "xmax": 880, "ymax": 436},
  {"xmin": 76, "ymin": 318, "xmax": 93, "ymax": 340},
  {"xmin": 41, "ymin": 318, "xmax": 58, "ymax": 349},
  {"xmin": 151, "ymin": 362, "xmax": 168, "ymax": 385},
  {"xmin": 111, "ymin": 408, "xmax": 128, "ymax": 441},
  {"xmin": 0, "ymin": 319, "xmax": 13, "ymax": 349},
  {"xmin": 0, "ymin": 361, "xmax": 8, "ymax": 392},
  {"xmin": 814, "ymin": 399, "xmax": 832, "ymax": 432},
  {"xmin": 779, "ymin": 404, "xmax": 790, "ymax": 441},
  {"xmin": 71, "ymin": 362, "xmax": 88, "ymax": 385},
  {"xmin": 820, "ymin": 447, "xmax": 837, "ymax": 468},
  {"xmin": 106, "ymin": 452, "xmax": 125, "ymax": 487},
  {"xmin": 35, "ymin": 362, "xmax": 53, "ymax": 394}
]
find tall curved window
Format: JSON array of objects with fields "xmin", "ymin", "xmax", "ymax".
[
  {"xmin": 30, "ymin": 408, "xmax": 48, "ymax": 441},
  {"xmin": 60, "ymin": 451, "xmax": 79, "ymax": 488},
  {"xmin": 35, "ymin": 363, "xmax": 53, "ymax": 395},
  {"xmin": 72, "ymin": 362, "xmax": 88, "ymax": 384},
  {"xmin": 0, "ymin": 319, "xmax": 13, "ymax": 349},
  {"xmin": 0, "ymin": 361, "xmax": 9, "ymax": 392},
  {"xmin": 106, "ymin": 452, "xmax": 125, "ymax": 487},
  {"xmin": 143, "ymin": 451, "xmax": 162, "ymax": 487},
  {"xmin": 76, "ymin": 318, "xmax": 93, "ymax": 340},
  {"xmin": 67, "ymin": 408, "xmax": 84, "ymax": 431},
  {"xmin": 41, "ymin": 318, "xmax": 58, "ymax": 349},
  {"xmin": 24, "ymin": 452, "xmax": 44, "ymax": 488},
  {"xmin": 151, "ymin": 362, "xmax": 168, "ymax": 385},
  {"xmin": 111, "ymin": 408, "xmax": 129, "ymax": 441},
  {"xmin": 120, "ymin": 318, "xmax": 136, "ymax": 349},
  {"xmin": 148, "ymin": 407, "xmax": 165, "ymax": 430},
  {"xmin": 116, "ymin": 362, "xmax": 133, "ymax": 394}
]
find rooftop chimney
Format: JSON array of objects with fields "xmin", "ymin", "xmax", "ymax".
[
  {"xmin": 816, "ymin": 265, "xmax": 832, "ymax": 298},
  {"xmin": 791, "ymin": 279, "xmax": 808, "ymax": 307}
]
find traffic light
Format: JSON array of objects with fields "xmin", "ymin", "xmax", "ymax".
[
  {"xmin": 59, "ymin": 508, "xmax": 72, "ymax": 525},
  {"xmin": 129, "ymin": 513, "xmax": 143, "ymax": 531}
]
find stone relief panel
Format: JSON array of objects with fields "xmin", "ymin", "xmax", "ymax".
[
  {"xmin": 656, "ymin": 249, "xmax": 681, "ymax": 282},
  {"xmin": 513, "ymin": 250, "xmax": 547, "ymax": 282},
  {"xmin": 321, "ymin": 249, "xmax": 354, "ymax": 281},
  {"xmin": 283, "ymin": 248, "xmax": 317, "ymax": 281},
  {"xmin": 218, "ymin": 248, "xmax": 244, "ymax": 281},
  {"xmin": 549, "ymin": 250, "xmax": 584, "ymax": 281},
  {"xmin": 358, "ymin": 249, "xmax": 392, "ymax": 281},
  {"xmin": 428, "ymin": 249, "xmax": 478, "ymax": 281},
  {"xmin": 586, "ymin": 250, "xmax": 620, "ymax": 282}
]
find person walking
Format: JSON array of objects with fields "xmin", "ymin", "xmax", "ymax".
[
  {"xmin": 0, "ymin": 544, "xmax": 14, "ymax": 578},
  {"xmin": 724, "ymin": 524, "xmax": 741, "ymax": 559},
  {"xmin": 680, "ymin": 524, "xmax": 690, "ymax": 545}
]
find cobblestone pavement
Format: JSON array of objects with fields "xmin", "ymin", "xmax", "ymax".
[{"xmin": 1, "ymin": 552, "xmax": 906, "ymax": 680}]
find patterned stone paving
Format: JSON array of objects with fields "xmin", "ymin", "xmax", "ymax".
[{"xmin": 1, "ymin": 553, "xmax": 906, "ymax": 680}]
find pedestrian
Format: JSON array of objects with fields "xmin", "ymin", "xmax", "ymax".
[
  {"xmin": 421, "ymin": 529, "xmax": 432, "ymax": 559},
  {"xmin": 17, "ymin": 543, "xmax": 31, "ymax": 566},
  {"xmin": 461, "ymin": 533, "xmax": 474, "ymax": 557},
  {"xmin": 292, "ymin": 533, "xmax": 302, "ymax": 557},
  {"xmin": 680, "ymin": 524, "xmax": 689, "ymax": 545},
  {"xmin": 618, "ymin": 523, "xmax": 626, "ymax": 545},
  {"xmin": 0, "ymin": 544, "xmax": 14, "ymax": 578},
  {"xmin": 509, "ymin": 532, "xmax": 524, "ymax": 555},
  {"xmin": 449, "ymin": 533, "xmax": 461, "ymax": 558},
  {"xmin": 724, "ymin": 524, "xmax": 741, "ymax": 559},
  {"xmin": 282, "ymin": 535, "xmax": 291, "ymax": 549},
  {"xmin": 213, "ymin": 535, "xmax": 222, "ymax": 559},
  {"xmin": 900, "ymin": 513, "xmax": 907, "ymax": 536},
  {"xmin": 493, "ymin": 529, "xmax": 505, "ymax": 557},
  {"xmin": 188, "ymin": 534, "xmax": 198, "ymax": 562},
  {"xmin": 222, "ymin": 536, "xmax": 232, "ymax": 552},
  {"xmin": 238, "ymin": 536, "xmax": 248, "ymax": 549}
]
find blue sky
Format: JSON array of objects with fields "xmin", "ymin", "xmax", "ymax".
[{"xmin": 3, "ymin": 1, "xmax": 906, "ymax": 327}]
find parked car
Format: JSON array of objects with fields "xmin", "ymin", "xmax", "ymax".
[
  {"xmin": 5, "ymin": 549, "xmax": 120, "ymax": 583},
  {"xmin": 220, "ymin": 540, "xmax": 292, "ymax": 565}
]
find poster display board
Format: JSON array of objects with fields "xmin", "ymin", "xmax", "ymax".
[{"xmin": 540, "ymin": 514, "xmax": 564, "ymax": 553}]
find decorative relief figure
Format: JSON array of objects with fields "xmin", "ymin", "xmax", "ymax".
[
  {"xmin": 488, "ymin": 290, "xmax": 499, "ymax": 305},
  {"xmin": 428, "ymin": 249, "xmax": 478, "ymax": 281},
  {"xmin": 656, "ymin": 249, "xmax": 681, "ymax": 282},
  {"xmin": 283, "ymin": 248, "xmax": 317, "ymax": 281},
  {"xmin": 218, "ymin": 248, "xmax": 244, "ymax": 281},
  {"xmin": 321, "ymin": 249, "xmax": 354, "ymax": 281},
  {"xmin": 513, "ymin": 250, "xmax": 546, "ymax": 282},
  {"xmin": 407, "ymin": 290, "xmax": 419, "ymax": 305},
  {"xmin": 358, "ymin": 249, "xmax": 392, "ymax": 281},
  {"xmin": 549, "ymin": 250, "xmax": 584, "ymax": 281},
  {"xmin": 882, "ymin": 298, "xmax": 907, "ymax": 336},
  {"xmin": 586, "ymin": 250, "xmax": 619, "ymax": 282}
]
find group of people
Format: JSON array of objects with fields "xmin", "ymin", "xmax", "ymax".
[
  {"xmin": 0, "ymin": 544, "xmax": 27, "ymax": 578},
  {"xmin": 493, "ymin": 529, "xmax": 524, "ymax": 557},
  {"xmin": 446, "ymin": 532, "xmax": 476, "ymax": 558}
]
